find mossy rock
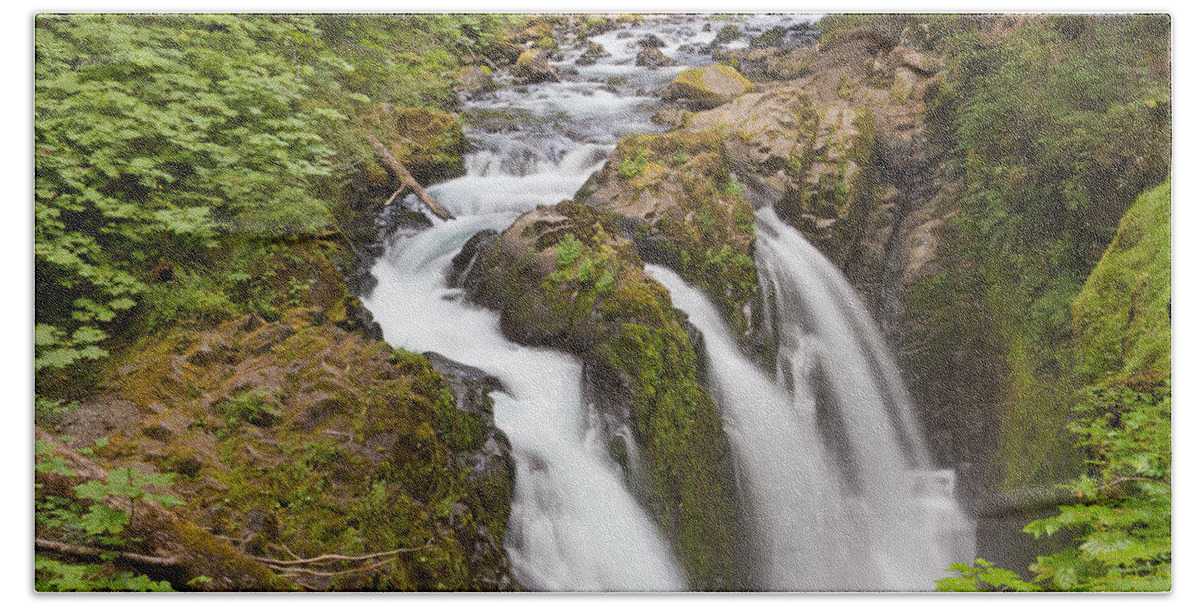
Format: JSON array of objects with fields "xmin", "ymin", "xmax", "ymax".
[
  {"xmin": 1073, "ymin": 179, "xmax": 1171, "ymax": 383},
  {"xmin": 60, "ymin": 313, "xmax": 517, "ymax": 591},
  {"xmin": 466, "ymin": 200, "xmax": 744, "ymax": 589},
  {"xmin": 452, "ymin": 65, "xmax": 496, "ymax": 97},
  {"xmin": 664, "ymin": 64, "xmax": 754, "ymax": 110},
  {"xmin": 512, "ymin": 49, "xmax": 558, "ymax": 84},
  {"xmin": 575, "ymin": 129, "xmax": 761, "ymax": 342}
]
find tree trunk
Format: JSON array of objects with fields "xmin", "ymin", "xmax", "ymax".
[{"xmin": 368, "ymin": 135, "xmax": 456, "ymax": 221}]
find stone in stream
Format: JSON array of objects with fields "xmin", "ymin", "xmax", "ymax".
[
  {"xmin": 635, "ymin": 46, "xmax": 677, "ymax": 68},
  {"xmin": 513, "ymin": 49, "xmax": 559, "ymax": 84}
]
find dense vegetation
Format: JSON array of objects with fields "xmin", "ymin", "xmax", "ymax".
[
  {"xmin": 917, "ymin": 15, "xmax": 1169, "ymax": 492},
  {"xmin": 35, "ymin": 14, "xmax": 516, "ymax": 386},
  {"xmin": 34, "ymin": 13, "xmax": 521, "ymax": 591},
  {"xmin": 816, "ymin": 15, "xmax": 1172, "ymax": 591}
]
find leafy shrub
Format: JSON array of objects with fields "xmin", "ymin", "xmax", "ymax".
[
  {"xmin": 938, "ymin": 381, "xmax": 1170, "ymax": 592},
  {"xmin": 35, "ymin": 439, "xmax": 181, "ymax": 591}
]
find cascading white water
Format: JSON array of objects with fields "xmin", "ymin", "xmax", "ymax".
[
  {"xmin": 361, "ymin": 15, "xmax": 764, "ymax": 590},
  {"xmin": 647, "ymin": 208, "xmax": 975, "ymax": 591},
  {"xmin": 365, "ymin": 216, "xmax": 684, "ymax": 591},
  {"xmin": 363, "ymin": 13, "xmax": 970, "ymax": 592}
]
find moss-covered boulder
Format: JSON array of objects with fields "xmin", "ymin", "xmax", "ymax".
[
  {"xmin": 663, "ymin": 64, "xmax": 754, "ymax": 110},
  {"xmin": 1073, "ymin": 179, "xmax": 1172, "ymax": 383},
  {"xmin": 464, "ymin": 200, "xmax": 744, "ymax": 590},
  {"xmin": 52, "ymin": 310, "xmax": 516, "ymax": 591},
  {"xmin": 512, "ymin": 49, "xmax": 559, "ymax": 84},
  {"xmin": 452, "ymin": 65, "xmax": 497, "ymax": 98},
  {"xmin": 575, "ymin": 129, "xmax": 760, "ymax": 343}
]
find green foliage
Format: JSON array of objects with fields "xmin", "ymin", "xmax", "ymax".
[
  {"xmin": 36, "ymin": 438, "xmax": 180, "ymax": 591},
  {"xmin": 550, "ymin": 234, "xmax": 619, "ymax": 296},
  {"xmin": 35, "ymin": 14, "xmax": 512, "ymax": 380},
  {"xmin": 74, "ymin": 467, "xmax": 185, "ymax": 512},
  {"xmin": 35, "ymin": 14, "xmax": 336, "ymax": 373},
  {"xmin": 35, "ymin": 556, "xmax": 174, "ymax": 592},
  {"xmin": 618, "ymin": 147, "xmax": 649, "ymax": 179},
  {"xmin": 1023, "ymin": 382, "xmax": 1171, "ymax": 591},
  {"xmin": 937, "ymin": 559, "xmax": 1041, "ymax": 592},
  {"xmin": 940, "ymin": 381, "xmax": 1170, "ymax": 592}
]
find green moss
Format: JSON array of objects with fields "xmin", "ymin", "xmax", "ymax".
[
  {"xmin": 596, "ymin": 130, "xmax": 760, "ymax": 338},
  {"xmin": 471, "ymin": 202, "xmax": 744, "ymax": 588},
  {"xmin": 598, "ymin": 324, "xmax": 740, "ymax": 589},
  {"xmin": 89, "ymin": 312, "xmax": 515, "ymax": 591},
  {"xmin": 1073, "ymin": 180, "xmax": 1171, "ymax": 383}
]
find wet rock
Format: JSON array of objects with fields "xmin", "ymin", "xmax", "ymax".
[
  {"xmin": 650, "ymin": 107, "xmax": 687, "ymax": 129},
  {"xmin": 513, "ymin": 49, "xmax": 559, "ymax": 84},
  {"xmin": 423, "ymin": 352, "xmax": 504, "ymax": 416},
  {"xmin": 575, "ymin": 41, "xmax": 611, "ymax": 66},
  {"xmin": 635, "ymin": 46, "xmax": 677, "ymax": 68},
  {"xmin": 638, "ymin": 33, "xmax": 666, "ymax": 48},
  {"xmin": 334, "ymin": 294, "xmax": 383, "ymax": 342},
  {"xmin": 713, "ymin": 24, "xmax": 740, "ymax": 45},
  {"xmin": 663, "ymin": 64, "xmax": 754, "ymax": 110},
  {"xmin": 448, "ymin": 229, "xmax": 499, "ymax": 289},
  {"xmin": 453, "ymin": 65, "xmax": 496, "ymax": 97}
]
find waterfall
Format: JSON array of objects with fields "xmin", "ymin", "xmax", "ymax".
[
  {"xmin": 364, "ymin": 208, "xmax": 686, "ymax": 592},
  {"xmin": 362, "ymin": 13, "xmax": 969, "ymax": 592},
  {"xmin": 360, "ymin": 16, "xmax": 710, "ymax": 589},
  {"xmin": 646, "ymin": 207, "xmax": 975, "ymax": 591}
]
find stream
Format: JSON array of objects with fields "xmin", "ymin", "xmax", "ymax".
[{"xmin": 362, "ymin": 13, "xmax": 972, "ymax": 592}]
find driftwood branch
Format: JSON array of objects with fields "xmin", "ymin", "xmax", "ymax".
[
  {"xmin": 381, "ymin": 185, "xmax": 408, "ymax": 207},
  {"xmin": 267, "ymin": 557, "xmax": 398, "ymax": 579},
  {"xmin": 35, "ymin": 538, "xmax": 182, "ymax": 568},
  {"xmin": 368, "ymin": 134, "xmax": 455, "ymax": 221},
  {"xmin": 252, "ymin": 538, "xmax": 434, "ymax": 567}
]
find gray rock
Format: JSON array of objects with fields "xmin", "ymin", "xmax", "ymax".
[{"xmin": 635, "ymin": 46, "xmax": 677, "ymax": 68}]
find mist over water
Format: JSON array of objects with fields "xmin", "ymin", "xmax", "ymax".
[{"xmin": 363, "ymin": 13, "xmax": 970, "ymax": 591}]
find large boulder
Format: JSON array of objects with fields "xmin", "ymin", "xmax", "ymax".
[
  {"xmin": 635, "ymin": 46, "xmax": 677, "ymax": 68},
  {"xmin": 54, "ymin": 313, "xmax": 518, "ymax": 591},
  {"xmin": 663, "ymin": 64, "xmax": 754, "ymax": 110},
  {"xmin": 512, "ymin": 49, "xmax": 559, "ymax": 84},
  {"xmin": 463, "ymin": 200, "xmax": 745, "ymax": 590}
]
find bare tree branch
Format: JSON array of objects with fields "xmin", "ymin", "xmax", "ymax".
[
  {"xmin": 252, "ymin": 538, "xmax": 434, "ymax": 567},
  {"xmin": 35, "ymin": 538, "xmax": 182, "ymax": 568}
]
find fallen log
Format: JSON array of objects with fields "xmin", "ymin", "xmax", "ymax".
[{"xmin": 368, "ymin": 134, "xmax": 455, "ymax": 221}]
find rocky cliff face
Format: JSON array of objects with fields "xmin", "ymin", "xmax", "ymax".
[{"xmin": 702, "ymin": 27, "xmax": 957, "ymax": 337}]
